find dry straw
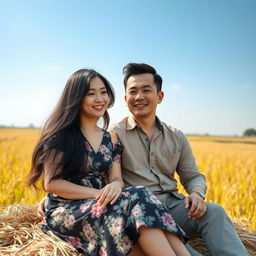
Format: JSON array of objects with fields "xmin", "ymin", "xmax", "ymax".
[{"xmin": 0, "ymin": 204, "xmax": 255, "ymax": 256}]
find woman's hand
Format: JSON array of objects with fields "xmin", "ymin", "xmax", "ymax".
[
  {"xmin": 95, "ymin": 181, "xmax": 122, "ymax": 208},
  {"xmin": 37, "ymin": 196, "xmax": 46, "ymax": 219}
]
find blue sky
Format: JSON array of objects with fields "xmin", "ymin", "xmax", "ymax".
[{"xmin": 0, "ymin": 0, "xmax": 255, "ymax": 135}]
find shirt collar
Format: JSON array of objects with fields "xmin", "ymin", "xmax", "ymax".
[
  {"xmin": 126, "ymin": 115, "xmax": 137, "ymax": 130},
  {"xmin": 126, "ymin": 115, "xmax": 164, "ymax": 132}
]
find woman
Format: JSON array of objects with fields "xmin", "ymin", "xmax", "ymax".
[{"xmin": 27, "ymin": 69, "xmax": 190, "ymax": 256}]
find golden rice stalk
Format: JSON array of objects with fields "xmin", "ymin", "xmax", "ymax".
[{"xmin": 1, "ymin": 204, "xmax": 256, "ymax": 256}]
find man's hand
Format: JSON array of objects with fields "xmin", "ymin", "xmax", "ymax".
[
  {"xmin": 37, "ymin": 196, "xmax": 46, "ymax": 219},
  {"xmin": 95, "ymin": 181, "xmax": 122, "ymax": 208},
  {"xmin": 184, "ymin": 192, "xmax": 207, "ymax": 220}
]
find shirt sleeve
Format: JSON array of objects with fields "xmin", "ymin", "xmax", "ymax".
[
  {"xmin": 176, "ymin": 132, "xmax": 207, "ymax": 193},
  {"xmin": 112, "ymin": 141, "xmax": 122, "ymax": 163}
]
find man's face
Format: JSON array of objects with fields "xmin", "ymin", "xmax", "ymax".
[{"xmin": 125, "ymin": 73, "xmax": 163, "ymax": 119}]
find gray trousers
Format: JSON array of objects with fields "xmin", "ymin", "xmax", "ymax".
[{"xmin": 166, "ymin": 195, "xmax": 249, "ymax": 256}]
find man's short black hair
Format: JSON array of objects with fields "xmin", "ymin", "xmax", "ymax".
[{"xmin": 123, "ymin": 63, "xmax": 162, "ymax": 92}]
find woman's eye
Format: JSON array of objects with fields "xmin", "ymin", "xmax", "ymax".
[{"xmin": 87, "ymin": 93, "xmax": 95, "ymax": 96}]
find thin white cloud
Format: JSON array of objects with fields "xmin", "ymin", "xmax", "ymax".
[
  {"xmin": 170, "ymin": 83, "xmax": 182, "ymax": 90},
  {"xmin": 241, "ymin": 83, "xmax": 255, "ymax": 89}
]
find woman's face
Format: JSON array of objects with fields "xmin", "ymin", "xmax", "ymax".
[{"xmin": 80, "ymin": 76, "xmax": 110, "ymax": 119}]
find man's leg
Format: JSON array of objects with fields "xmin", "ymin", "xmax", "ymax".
[
  {"xmin": 167, "ymin": 195, "xmax": 249, "ymax": 256},
  {"xmin": 185, "ymin": 243, "xmax": 203, "ymax": 256},
  {"xmin": 166, "ymin": 196, "xmax": 203, "ymax": 256}
]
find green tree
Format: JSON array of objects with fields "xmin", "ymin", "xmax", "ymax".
[{"xmin": 243, "ymin": 128, "xmax": 256, "ymax": 137}]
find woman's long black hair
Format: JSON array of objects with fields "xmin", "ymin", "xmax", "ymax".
[{"xmin": 27, "ymin": 69, "xmax": 115, "ymax": 188}]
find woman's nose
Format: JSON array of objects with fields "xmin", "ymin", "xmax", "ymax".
[{"xmin": 95, "ymin": 93, "xmax": 103, "ymax": 102}]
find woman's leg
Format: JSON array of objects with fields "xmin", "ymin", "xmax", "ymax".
[
  {"xmin": 128, "ymin": 243, "xmax": 146, "ymax": 256},
  {"xmin": 137, "ymin": 226, "xmax": 176, "ymax": 256},
  {"xmin": 164, "ymin": 231, "xmax": 191, "ymax": 256}
]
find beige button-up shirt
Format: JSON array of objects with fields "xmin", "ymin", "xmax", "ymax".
[{"xmin": 110, "ymin": 116, "xmax": 207, "ymax": 205}]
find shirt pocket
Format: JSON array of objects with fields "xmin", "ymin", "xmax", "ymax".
[{"xmin": 155, "ymin": 150, "xmax": 180, "ymax": 176}]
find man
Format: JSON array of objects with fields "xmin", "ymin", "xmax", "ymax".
[
  {"xmin": 38, "ymin": 63, "xmax": 248, "ymax": 255},
  {"xmin": 109, "ymin": 63, "xmax": 248, "ymax": 256}
]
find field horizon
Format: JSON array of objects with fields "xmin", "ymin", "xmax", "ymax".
[{"xmin": 0, "ymin": 128, "xmax": 255, "ymax": 230}]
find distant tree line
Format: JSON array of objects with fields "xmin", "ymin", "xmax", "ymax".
[
  {"xmin": 0, "ymin": 123, "xmax": 39, "ymax": 129},
  {"xmin": 243, "ymin": 128, "xmax": 256, "ymax": 137}
]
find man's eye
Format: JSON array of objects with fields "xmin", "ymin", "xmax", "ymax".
[{"xmin": 129, "ymin": 91, "xmax": 136, "ymax": 94}]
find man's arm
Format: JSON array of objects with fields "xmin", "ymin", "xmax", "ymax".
[
  {"xmin": 176, "ymin": 132, "xmax": 207, "ymax": 219},
  {"xmin": 176, "ymin": 132, "xmax": 207, "ymax": 193},
  {"xmin": 184, "ymin": 186, "xmax": 207, "ymax": 219}
]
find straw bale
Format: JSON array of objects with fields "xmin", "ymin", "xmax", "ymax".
[{"xmin": 0, "ymin": 204, "xmax": 255, "ymax": 256}]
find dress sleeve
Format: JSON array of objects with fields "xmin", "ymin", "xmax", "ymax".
[{"xmin": 112, "ymin": 141, "xmax": 122, "ymax": 163}]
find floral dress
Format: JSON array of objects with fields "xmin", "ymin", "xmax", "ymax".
[{"xmin": 42, "ymin": 130, "xmax": 187, "ymax": 256}]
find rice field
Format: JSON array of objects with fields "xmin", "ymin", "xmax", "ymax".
[
  {"xmin": 0, "ymin": 128, "xmax": 256, "ymax": 230},
  {"xmin": 0, "ymin": 128, "xmax": 45, "ymax": 205}
]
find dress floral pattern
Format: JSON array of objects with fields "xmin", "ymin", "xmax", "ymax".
[{"xmin": 42, "ymin": 130, "xmax": 187, "ymax": 256}]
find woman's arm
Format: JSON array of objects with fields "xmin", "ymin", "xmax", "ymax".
[
  {"xmin": 43, "ymin": 150, "xmax": 100, "ymax": 200},
  {"xmin": 106, "ymin": 131, "xmax": 124, "ymax": 188},
  {"xmin": 96, "ymin": 132, "xmax": 124, "ymax": 208},
  {"xmin": 96, "ymin": 161, "xmax": 124, "ymax": 208},
  {"xmin": 44, "ymin": 178, "xmax": 100, "ymax": 200},
  {"xmin": 107, "ymin": 161, "xmax": 124, "ymax": 188}
]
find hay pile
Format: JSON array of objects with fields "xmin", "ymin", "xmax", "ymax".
[
  {"xmin": 0, "ymin": 204, "xmax": 255, "ymax": 256},
  {"xmin": 0, "ymin": 204, "xmax": 83, "ymax": 256}
]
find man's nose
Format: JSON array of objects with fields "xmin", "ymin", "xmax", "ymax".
[{"xmin": 135, "ymin": 92, "xmax": 144, "ymax": 100}]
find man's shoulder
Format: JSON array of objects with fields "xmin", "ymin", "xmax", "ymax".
[
  {"xmin": 159, "ymin": 121, "xmax": 187, "ymax": 145},
  {"xmin": 109, "ymin": 117, "xmax": 128, "ymax": 132},
  {"xmin": 161, "ymin": 121, "xmax": 184, "ymax": 136}
]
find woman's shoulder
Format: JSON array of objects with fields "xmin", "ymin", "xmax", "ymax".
[{"xmin": 104, "ymin": 130, "xmax": 120, "ymax": 145}]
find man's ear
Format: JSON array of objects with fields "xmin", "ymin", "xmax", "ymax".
[
  {"xmin": 158, "ymin": 91, "xmax": 164, "ymax": 104},
  {"xmin": 124, "ymin": 95, "xmax": 127, "ymax": 103}
]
